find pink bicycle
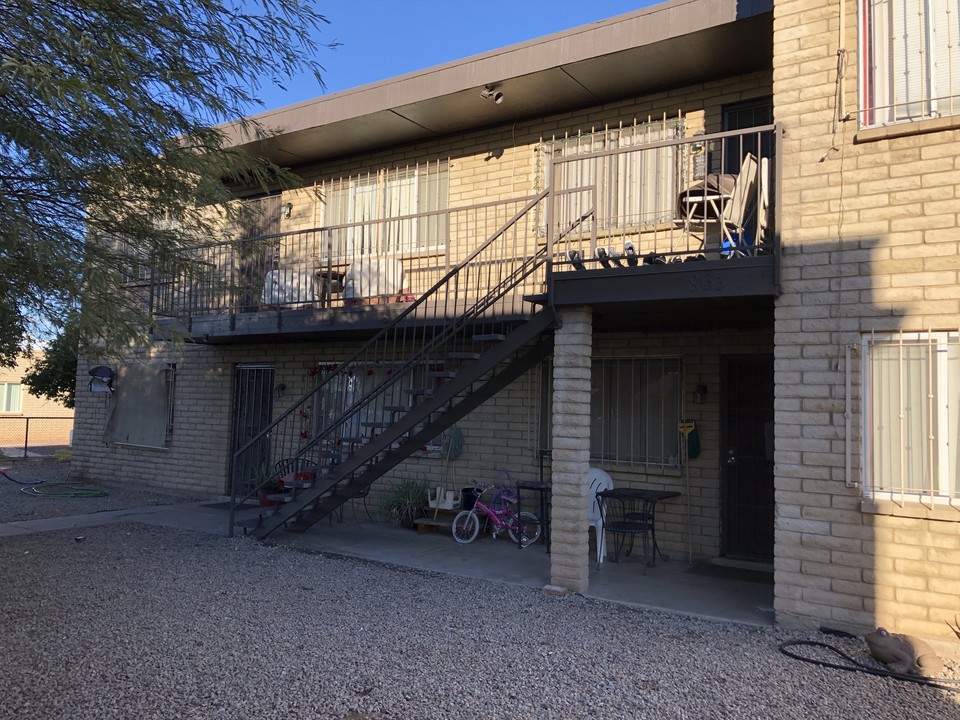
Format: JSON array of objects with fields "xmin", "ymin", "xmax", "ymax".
[{"xmin": 451, "ymin": 484, "xmax": 542, "ymax": 548}]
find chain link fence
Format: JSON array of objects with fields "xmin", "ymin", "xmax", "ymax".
[{"xmin": 0, "ymin": 417, "xmax": 74, "ymax": 458}]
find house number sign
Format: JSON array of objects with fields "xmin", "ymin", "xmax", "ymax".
[{"xmin": 687, "ymin": 273, "xmax": 725, "ymax": 293}]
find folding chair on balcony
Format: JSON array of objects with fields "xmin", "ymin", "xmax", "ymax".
[{"xmin": 719, "ymin": 152, "xmax": 759, "ymax": 258}]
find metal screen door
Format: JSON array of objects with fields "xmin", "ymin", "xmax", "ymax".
[
  {"xmin": 720, "ymin": 354, "xmax": 774, "ymax": 560},
  {"xmin": 230, "ymin": 365, "xmax": 275, "ymax": 496}
]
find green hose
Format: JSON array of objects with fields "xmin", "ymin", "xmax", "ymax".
[{"xmin": 19, "ymin": 482, "xmax": 108, "ymax": 498}]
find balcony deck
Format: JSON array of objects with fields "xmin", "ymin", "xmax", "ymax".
[{"xmin": 151, "ymin": 125, "xmax": 781, "ymax": 341}]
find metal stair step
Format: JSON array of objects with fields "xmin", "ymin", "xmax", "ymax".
[
  {"xmin": 281, "ymin": 480, "xmax": 313, "ymax": 489},
  {"xmin": 446, "ymin": 352, "xmax": 481, "ymax": 361},
  {"xmin": 430, "ymin": 371, "xmax": 458, "ymax": 379},
  {"xmin": 474, "ymin": 333, "xmax": 506, "ymax": 342},
  {"xmin": 404, "ymin": 388, "xmax": 435, "ymax": 397},
  {"xmin": 265, "ymin": 492, "xmax": 295, "ymax": 503}
]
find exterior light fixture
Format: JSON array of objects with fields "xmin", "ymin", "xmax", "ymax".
[
  {"xmin": 694, "ymin": 384, "xmax": 708, "ymax": 404},
  {"xmin": 281, "ymin": 202, "xmax": 293, "ymax": 219},
  {"xmin": 480, "ymin": 86, "xmax": 504, "ymax": 104}
]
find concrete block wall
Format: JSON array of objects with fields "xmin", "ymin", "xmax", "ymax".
[
  {"xmin": 72, "ymin": 344, "xmax": 233, "ymax": 495},
  {"xmin": 773, "ymin": 0, "xmax": 960, "ymax": 642},
  {"xmin": 275, "ymin": 71, "xmax": 773, "ymax": 244},
  {"xmin": 71, "ymin": 337, "xmax": 547, "ymax": 509}
]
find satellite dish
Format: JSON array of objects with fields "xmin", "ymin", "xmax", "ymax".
[
  {"xmin": 88, "ymin": 366, "xmax": 115, "ymax": 381},
  {"xmin": 88, "ymin": 366, "xmax": 115, "ymax": 393}
]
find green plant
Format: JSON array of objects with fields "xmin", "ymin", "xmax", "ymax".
[{"xmin": 381, "ymin": 477, "xmax": 428, "ymax": 527}]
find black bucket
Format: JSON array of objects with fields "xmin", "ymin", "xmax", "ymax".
[{"xmin": 461, "ymin": 486, "xmax": 481, "ymax": 510}]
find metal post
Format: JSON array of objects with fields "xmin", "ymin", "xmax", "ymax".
[{"xmin": 23, "ymin": 417, "xmax": 29, "ymax": 458}]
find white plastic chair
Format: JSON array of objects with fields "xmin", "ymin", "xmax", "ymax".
[{"xmin": 588, "ymin": 467, "xmax": 614, "ymax": 568}]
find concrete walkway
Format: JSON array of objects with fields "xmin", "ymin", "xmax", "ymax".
[{"xmin": 0, "ymin": 497, "xmax": 776, "ymax": 627}]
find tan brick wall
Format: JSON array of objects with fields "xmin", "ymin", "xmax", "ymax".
[
  {"xmin": 276, "ymin": 71, "xmax": 772, "ymax": 237},
  {"xmin": 774, "ymin": 0, "xmax": 960, "ymax": 643},
  {"xmin": 550, "ymin": 307, "xmax": 593, "ymax": 593},
  {"xmin": 591, "ymin": 327, "xmax": 774, "ymax": 561},
  {"xmin": 0, "ymin": 354, "xmax": 74, "ymax": 451}
]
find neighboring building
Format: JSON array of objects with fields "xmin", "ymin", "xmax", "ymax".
[
  {"xmin": 0, "ymin": 354, "xmax": 74, "ymax": 456},
  {"xmin": 70, "ymin": 0, "xmax": 960, "ymax": 644}
]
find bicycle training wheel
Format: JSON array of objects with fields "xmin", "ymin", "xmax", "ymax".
[
  {"xmin": 508, "ymin": 511, "xmax": 542, "ymax": 548},
  {"xmin": 451, "ymin": 510, "xmax": 480, "ymax": 544}
]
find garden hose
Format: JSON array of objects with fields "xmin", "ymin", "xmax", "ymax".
[
  {"xmin": 1, "ymin": 468, "xmax": 45, "ymax": 485},
  {"xmin": 3, "ymin": 467, "xmax": 108, "ymax": 498},
  {"xmin": 18, "ymin": 482, "xmax": 108, "ymax": 498},
  {"xmin": 778, "ymin": 638, "xmax": 960, "ymax": 693}
]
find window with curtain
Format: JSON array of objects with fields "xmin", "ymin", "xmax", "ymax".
[
  {"xmin": 859, "ymin": 0, "xmax": 960, "ymax": 127},
  {"xmin": 863, "ymin": 331, "xmax": 960, "ymax": 500},
  {"xmin": 106, "ymin": 363, "xmax": 176, "ymax": 448},
  {"xmin": 538, "ymin": 357, "xmax": 682, "ymax": 467},
  {"xmin": 0, "ymin": 383, "xmax": 22, "ymax": 413},
  {"xmin": 323, "ymin": 161, "xmax": 449, "ymax": 258},
  {"xmin": 545, "ymin": 117, "xmax": 684, "ymax": 231}
]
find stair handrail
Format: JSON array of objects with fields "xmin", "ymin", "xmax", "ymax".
[{"xmin": 230, "ymin": 191, "xmax": 555, "ymax": 503}]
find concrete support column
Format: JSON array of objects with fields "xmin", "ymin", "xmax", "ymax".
[{"xmin": 548, "ymin": 306, "xmax": 593, "ymax": 593}]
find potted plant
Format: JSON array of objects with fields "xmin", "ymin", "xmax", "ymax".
[
  {"xmin": 381, "ymin": 477, "xmax": 428, "ymax": 528},
  {"xmin": 253, "ymin": 463, "xmax": 282, "ymax": 507}
]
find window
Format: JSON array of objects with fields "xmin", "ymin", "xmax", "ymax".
[
  {"xmin": 719, "ymin": 98, "xmax": 773, "ymax": 175},
  {"xmin": 591, "ymin": 357, "xmax": 682, "ymax": 466},
  {"xmin": 859, "ymin": 0, "xmax": 960, "ymax": 127},
  {"xmin": 106, "ymin": 363, "xmax": 176, "ymax": 448},
  {"xmin": 0, "ymin": 383, "xmax": 22, "ymax": 413},
  {"xmin": 863, "ymin": 331, "xmax": 960, "ymax": 501},
  {"xmin": 545, "ymin": 116, "xmax": 685, "ymax": 231},
  {"xmin": 324, "ymin": 161, "xmax": 449, "ymax": 257},
  {"xmin": 539, "ymin": 357, "xmax": 682, "ymax": 468}
]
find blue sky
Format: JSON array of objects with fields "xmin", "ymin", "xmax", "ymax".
[{"xmin": 251, "ymin": 1, "xmax": 656, "ymax": 112}]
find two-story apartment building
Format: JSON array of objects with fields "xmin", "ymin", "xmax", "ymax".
[{"xmin": 70, "ymin": 0, "xmax": 960, "ymax": 644}]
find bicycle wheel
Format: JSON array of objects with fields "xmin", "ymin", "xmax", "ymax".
[
  {"xmin": 508, "ymin": 511, "xmax": 542, "ymax": 548},
  {"xmin": 451, "ymin": 510, "xmax": 480, "ymax": 544}
]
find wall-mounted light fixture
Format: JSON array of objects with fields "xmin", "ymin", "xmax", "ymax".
[
  {"xmin": 691, "ymin": 130, "xmax": 706, "ymax": 153},
  {"xmin": 275, "ymin": 382, "xmax": 287, "ymax": 398},
  {"xmin": 694, "ymin": 384, "xmax": 708, "ymax": 405},
  {"xmin": 281, "ymin": 202, "xmax": 293, "ymax": 219},
  {"xmin": 480, "ymin": 86, "xmax": 504, "ymax": 104}
]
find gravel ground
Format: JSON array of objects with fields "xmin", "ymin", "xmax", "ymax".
[
  {"xmin": 0, "ymin": 459, "xmax": 207, "ymax": 522},
  {"xmin": 1, "ymin": 460, "xmax": 959, "ymax": 719}
]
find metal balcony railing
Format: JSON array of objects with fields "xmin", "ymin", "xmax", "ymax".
[{"xmin": 148, "ymin": 125, "xmax": 779, "ymax": 325}]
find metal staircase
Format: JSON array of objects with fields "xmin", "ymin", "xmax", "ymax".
[{"xmin": 230, "ymin": 190, "xmax": 573, "ymax": 538}]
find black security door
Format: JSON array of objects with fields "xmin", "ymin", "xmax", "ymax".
[
  {"xmin": 230, "ymin": 365, "xmax": 275, "ymax": 496},
  {"xmin": 721, "ymin": 354, "xmax": 774, "ymax": 560}
]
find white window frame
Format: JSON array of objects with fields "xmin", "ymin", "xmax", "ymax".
[
  {"xmin": 859, "ymin": 0, "xmax": 960, "ymax": 127},
  {"xmin": 862, "ymin": 331, "xmax": 960, "ymax": 502},
  {"xmin": 0, "ymin": 382, "xmax": 22, "ymax": 413}
]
